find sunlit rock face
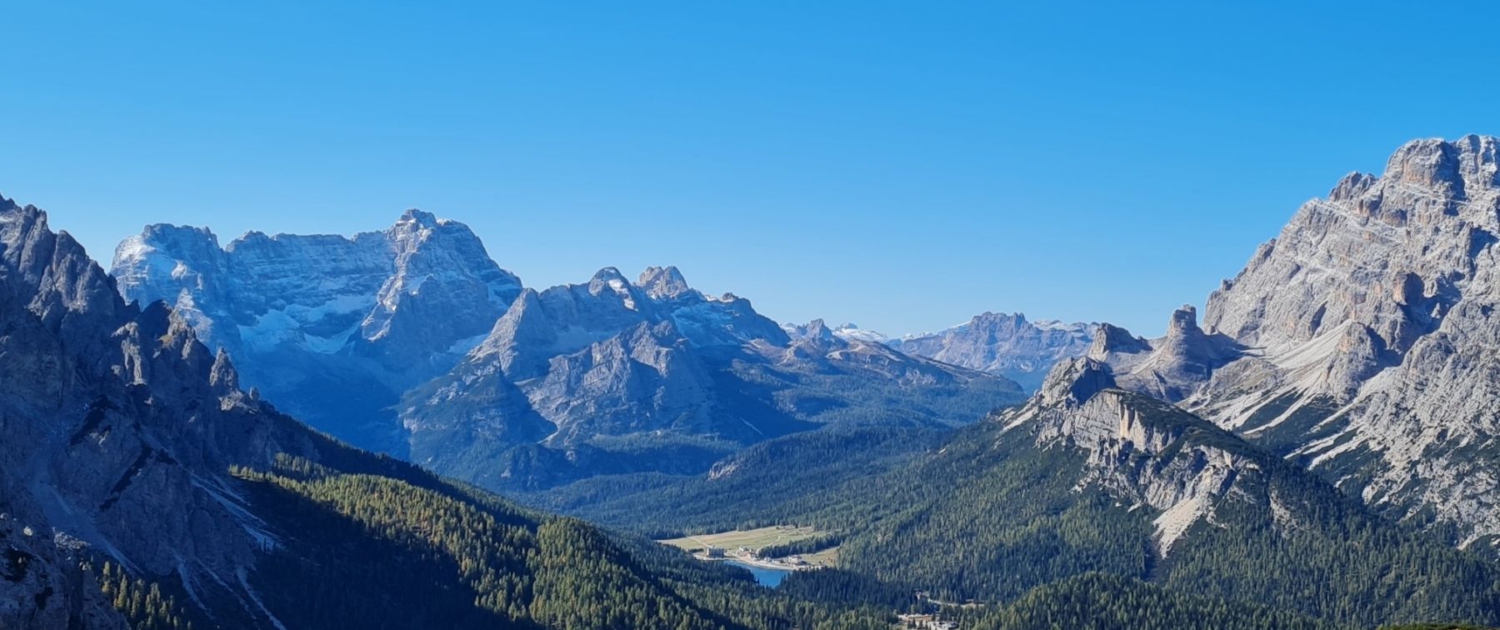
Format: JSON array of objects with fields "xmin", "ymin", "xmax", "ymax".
[{"xmin": 1090, "ymin": 136, "xmax": 1500, "ymax": 553}]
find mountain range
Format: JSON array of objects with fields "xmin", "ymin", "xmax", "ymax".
[
  {"xmin": 0, "ymin": 196, "xmax": 921, "ymax": 630},
  {"xmin": 493, "ymin": 136, "xmax": 1500, "ymax": 629},
  {"xmin": 886, "ymin": 313, "xmax": 1096, "ymax": 390},
  {"xmin": 789, "ymin": 315, "xmax": 1096, "ymax": 391},
  {"xmin": 113, "ymin": 221, "xmax": 1024, "ymax": 492},
  {"xmin": 9, "ymin": 134, "xmax": 1500, "ymax": 629},
  {"xmin": 111, "ymin": 210, "xmax": 521, "ymax": 453}
]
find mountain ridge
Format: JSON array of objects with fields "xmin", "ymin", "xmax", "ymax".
[
  {"xmin": 0, "ymin": 197, "xmax": 907, "ymax": 630},
  {"xmin": 111, "ymin": 211, "xmax": 522, "ymax": 454},
  {"xmin": 1077, "ymin": 135, "xmax": 1500, "ymax": 554},
  {"xmin": 789, "ymin": 311, "xmax": 1097, "ymax": 391},
  {"xmin": 114, "ymin": 218, "xmax": 1023, "ymax": 492},
  {"xmin": 403, "ymin": 264, "xmax": 1022, "ymax": 490}
]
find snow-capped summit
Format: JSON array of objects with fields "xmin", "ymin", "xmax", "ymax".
[
  {"xmin": 831, "ymin": 323, "xmax": 890, "ymax": 344},
  {"xmin": 396, "ymin": 207, "xmax": 441, "ymax": 228},
  {"xmin": 111, "ymin": 210, "xmax": 521, "ymax": 452}
]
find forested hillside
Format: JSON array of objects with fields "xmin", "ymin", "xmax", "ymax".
[
  {"xmin": 218, "ymin": 450, "xmax": 898, "ymax": 630},
  {"xmin": 965, "ymin": 573, "xmax": 1335, "ymax": 630},
  {"xmin": 523, "ymin": 372, "xmax": 1500, "ymax": 629}
]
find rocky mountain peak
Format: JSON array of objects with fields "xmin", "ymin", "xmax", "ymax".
[
  {"xmin": 637, "ymin": 265, "xmax": 692, "ymax": 299},
  {"xmin": 1037, "ymin": 357, "xmax": 1115, "ymax": 407},
  {"xmin": 588, "ymin": 266, "xmax": 629, "ymax": 290},
  {"xmin": 793, "ymin": 318, "xmax": 837, "ymax": 343},
  {"xmin": 1167, "ymin": 305, "xmax": 1201, "ymax": 336},
  {"xmin": 1087, "ymin": 323, "xmax": 1151, "ymax": 360},
  {"xmin": 361, "ymin": 210, "xmax": 521, "ymax": 353},
  {"xmin": 210, "ymin": 346, "xmax": 241, "ymax": 391},
  {"xmin": 1384, "ymin": 134, "xmax": 1499, "ymax": 197},
  {"xmin": 142, "ymin": 223, "xmax": 222, "ymax": 250},
  {"xmin": 586, "ymin": 266, "xmax": 645, "ymax": 309},
  {"xmin": 471, "ymin": 288, "xmax": 557, "ymax": 379},
  {"xmin": 396, "ymin": 208, "xmax": 441, "ymax": 228},
  {"xmin": 1, "ymin": 204, "xmax": 128, "ymax": 342},
  {"xmin": 113, "ymin": 224, "xmax": 225, "ymax": 296},
  {"xmin": 1002, "ymin": 353, "xmax": 1287, "ymax": 560},
  {"xmin": 974, "ymin": 311, "xmax": 1028, "ymax": 327},
  {"xmin": 1328, "ymin": 172, "xmax": 1378, "ymax": 203},
  {"xmin": 1085, "ymin": 309, "xmax": 1241, "ymax": 404},
  {"xmin": 0, "ymin": 192, "xmax": 17, "ymax": 211},
  {"xmin": 828, "ymin": 322, "xmax": 890, "ymax": 344}
]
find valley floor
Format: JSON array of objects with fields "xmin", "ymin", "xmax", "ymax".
[{"xmin": 658, "ymin": 525, "xmax": 838, "ymax": 570}]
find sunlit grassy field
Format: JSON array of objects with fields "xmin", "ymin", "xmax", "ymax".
[{"xmin": 658, "ymin": 525, "xmax": 823, "ymax": 553}]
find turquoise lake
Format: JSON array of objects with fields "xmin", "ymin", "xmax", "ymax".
[{"xmin": 724, "ymin": 560, "xmax": 793, "ymax": 587}]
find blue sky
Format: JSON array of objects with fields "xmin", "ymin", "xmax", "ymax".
[{"xmin": 2, "ymin": 1, "xmax": 1495, "ymax": 336}]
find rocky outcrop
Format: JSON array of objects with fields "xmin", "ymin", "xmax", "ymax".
[
  {"xmin": 111, "ymin": 210, "xmax": 521, "ymax": 453},
  {"xmin": 1003, "ymin": 358, "xmax": 1278, "ymax": 556},
  {"xmin": 1085, "ymin": 306, "xmax": 1243, "ymax": 403},
  {"xmin": 1103, "ymin": 136, "xmax": 1500, "ymax": 553}
]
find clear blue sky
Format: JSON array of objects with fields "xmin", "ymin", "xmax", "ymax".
[{"xmin": 3, "ymin": 1, "xmax": 1495, "ymax": 336}]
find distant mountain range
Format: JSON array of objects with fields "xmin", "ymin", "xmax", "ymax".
[
  {"xmin": 785, "ymin": 314, "xmax": 1096, "ymax": 391},
  {"xmin": 113, "ymin": 218, "xmax": 1023, "ymax": 491},
  {"xmin": 890, "ymin": 313, "xmax": 1095, "ymax": 390}
]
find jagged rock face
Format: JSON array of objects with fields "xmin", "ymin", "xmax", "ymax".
[
  {"xmin": 0, "ymin": 200, "xmax": 331, "ymax": 628},
  {"xmin": 1003, "ymin": 359, "xmax": 1277, "ymax": 556},
  {"xmin": 637, "ymin": 265, "xmax": 691, "ymax": 300},
  {"xmin": 359, "ymin": 210, "xmax": 523, "ymax": 364},
  {"xmin": 403, "ymin": 267, "xmax": 1022, "ymax": 490},
  {"xmin": 528, "ymin": 320, "xmax": 718, "ymax": 443},
  {"xmin": 1104, "ymin": 136, "xmax": 1500, "ymax": 553},
  {"xmin": 892, "ymin": 312, "xmax": 1095, "ymax": 391},
  {"xmin": 111, "ymin": 209, "xmax": 521, "ymax": 452}
]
